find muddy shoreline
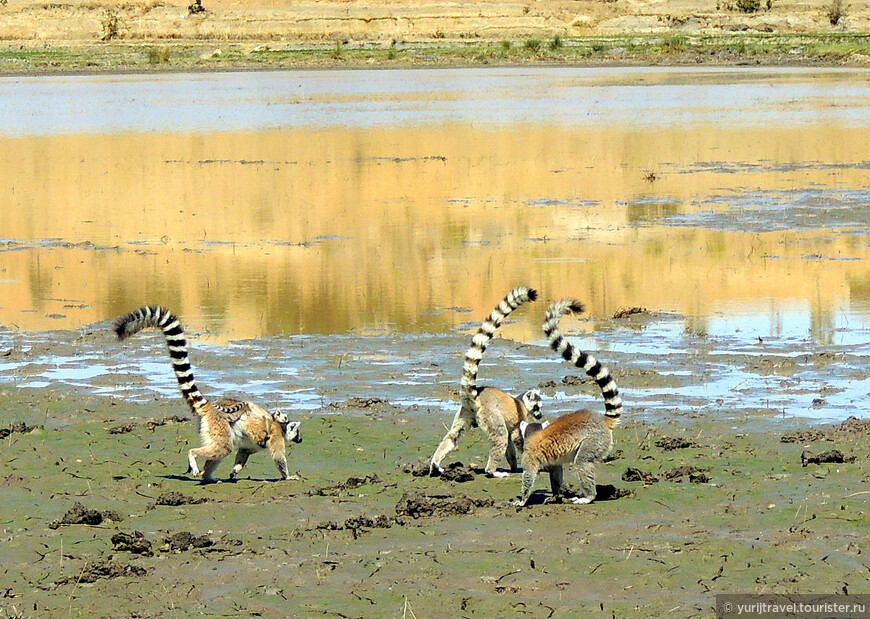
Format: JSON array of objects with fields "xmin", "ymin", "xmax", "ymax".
[{"xmin": 0, "ymin": 321, "xmax": 867, "ymax": 617}]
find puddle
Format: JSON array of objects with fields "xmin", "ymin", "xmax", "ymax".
[
  {"xmin": 1, "ymin": 311, "xmax": 866, "ymax": 425},
  {"xmin": 0, "ymin": 67, "xmax": 868, "ymax": 426}
]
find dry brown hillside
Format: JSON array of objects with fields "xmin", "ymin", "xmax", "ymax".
[{"xmin": 1, "ymin": 0, "xmax": 868, "ymax": 48}]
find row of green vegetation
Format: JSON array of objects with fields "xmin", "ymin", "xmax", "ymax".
[{"xmin": 1, "ymin": 32, "xmax": 869, "ymax": 73}]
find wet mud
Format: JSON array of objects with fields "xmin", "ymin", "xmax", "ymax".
[{"xmin": 0, "ymin": 343, "xmax": 867, "ymax": 617}]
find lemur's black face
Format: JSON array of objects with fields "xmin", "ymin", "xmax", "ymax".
[
  {"xmin": 274, "ymin": 411, "xmax": 302, "ymax": 444},
  {"xmin": 285, "ymin": 421, "xmax": 303, "ymax": 444},
  {"xmin": 524, "ymin": 389, "xmax": 544, "ymax": 419},
  {"xmin": 520, "ymin": 420, "xmax": 548, "ymax": 441}
]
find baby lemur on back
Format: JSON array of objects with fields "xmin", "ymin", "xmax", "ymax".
[
  {"xmin": 113, "ymin": 306, "xmax": 302, "ymax": 483},
  {"xmin": 430, "ymin": 286, "xmax": 543, "ymax": 478},
  {"xmin": 515, "ymin": 299, "xmax": 623, "ymax": 506}
]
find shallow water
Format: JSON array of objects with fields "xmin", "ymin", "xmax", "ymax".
[{"xmin": 0, "ymin": 67, "xmax": 868, "ymax": 423}]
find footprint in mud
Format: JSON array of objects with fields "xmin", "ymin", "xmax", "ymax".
[
  {"xmin": 108, "ymin": 416, "xmax": 187, "ymax": 435},
  {"xmin": 55, "ymin": 560, "xmax": 148, "ymax": 585},
  {"xmin": 48, "ymin": 502, "xmax": 123, "ymax": 529},
  {"xmin": 654, "ymin": 436, "xmax": 699, "ymax": 450},
  {"xmin": 147, "ymin": 491, "xmax": 208, "ymax": 510},
  {"xmin": 312, "ymin": 475, "xmax": 381, "ymax": 496},
  {"xmin": 315, "ymin": 515, "xmax": 397, "ymax": 539}
]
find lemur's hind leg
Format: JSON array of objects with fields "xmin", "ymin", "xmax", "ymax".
[
  {"xmin": 478, "ymin": 411, "xmax": 510, "ymax": 478},
  {"xmin": 548, "ymin": 465, "xmax": 565, "ymax": 500},
  {"xmin": 506, "ymin": 428, "xmax": 523, "ymax": 473},
  {"xmin": 188, "ymin": 443, "xmax": 232, "ymax": 482},
  {"xmin": 571, "ymin": 461, "xmax": 597, "ymax": 504},
  {"xmin": 200, "ymin": 458, "xmax": 224, "ymax": 483},
  {"xmin": 229, "ymin": 448, "xmax": 254, "ymax": 480},
  {"xmin": 430, "ymin": 408, "xmax": 472, "ymax": 475}
]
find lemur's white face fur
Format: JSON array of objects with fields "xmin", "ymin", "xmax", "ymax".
[
  {"xmin": 520, "ymin": 419, "xmax": 550, "ymax": 441},
  {"xmin": 522, "ymin": 389, "xmax": 544, "ymax": 419},
  {"xmin": 273, "ymin": 410, "xmax": 303, "ymax": 444}
]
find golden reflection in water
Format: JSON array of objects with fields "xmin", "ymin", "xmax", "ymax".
[{"xmin": 1, "ymin": 124, "xmax": 868, "ymax": 340}]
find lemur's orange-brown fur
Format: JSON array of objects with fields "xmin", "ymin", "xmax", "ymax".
[
  {"xmin": 515, "ymin": 299, "xmax": 623, "ymax": 507},
  {"xmin": 430, "ymin": 287, "xmax": 542, "ymax": 477},
  {"xmin": 113, "ymin": 306, "xmax": 302, "ymax": 483}
]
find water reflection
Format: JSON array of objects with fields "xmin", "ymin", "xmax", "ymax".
[{"xmin": 0, "ymin": 68, "xmax": 869, "ymax": 343}]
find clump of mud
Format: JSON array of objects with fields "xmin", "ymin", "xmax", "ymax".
[
  {"xmin": 112, "ymin": 531, "xmax": 153, "ymax": 556},
  {"xmin": 55, "ymin": 560, "xmax": 148, "ymax": 585},
  {"xmin": 663, "ymin": 465, "xmax": 710, "ymax": 483},
  {"xmin": 313, "ymin": 475, "xmax": 380, "ymax": 496},
  {"xmin": 108, "ymin": 422, "xmax": 137, "ymax": 435},
  {"xmin": 437, "ymin": 462, "xmax": 475, "ymax": 483},
  {"xmin": 839, "ymin": 417, "xmax": 870, "ymax": 434},
  {"xmin": 147, "ymin": 491, "xmax": 208, "ymax": 510},
  {"xmin": 781, "ymin": 429, "xmax": 829, "ymax": 443},
  {"xmin": 622, "ymin": 467, "xmax": 659, "ymax": 484},
  {"xmin": 403, "ymin": 458, "xmax": 431, "ymax": 477},
  {"xmin": 0, "ymin": 421, "xmax": 40, "ymax": 439},
  {"xmin": 324, "ymin": 515, "xmax": 398, "ymax": 539},
  {"xmin": 801, "ymin": 449, "xmax": 855, "ymax": 467},
  {"xmin": 402, "ymin": 459, "xmax": 475, "ymax": 482},
  {"xmin": 395, "ymin": 491, "xmax": 494, "ymax": 519},
  {"xmin": 49, "ymin": 502, "xmax": 123, "ymax": 529},
  {"xmin": 108, "ymin": 416, "xmax": 187, "ymax": 435},
  {"xmin": 655, "ymin": 436, "xmax": 699, "ymax": 450},
  {"xmin": 113, "ymin": 529, "xmax": 241, "ymax": 554},
  {"xmin": 613, "ymin": 306, "xmax": 650, "ymax": 319},
  {"xmin": 162, "ymin": 531, "xmax": 213, "ymax": 552}
]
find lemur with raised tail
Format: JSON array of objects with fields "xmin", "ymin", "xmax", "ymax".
[
  {"xmin": 430, "ymin": 287, "xmax": 543, "ymax": 478},
  {"xmin": 113, "ymin": 306, "xmax": 302, "ymax": 483},
  {"xmin": 515, "ymin": 299, "xmax": 622, "ymax": 506}
]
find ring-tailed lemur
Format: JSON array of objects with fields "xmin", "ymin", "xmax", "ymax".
[
  {"xmin": 113, "ymin": 306, "xmax": 302, "ymax": 482},
  {"xmin": 515, "ymin": 299, "xmax": 622, "ymax": 506},
  {"xmin": 430, "ymin": 286, "xmax": 543, "ymax": 477}
]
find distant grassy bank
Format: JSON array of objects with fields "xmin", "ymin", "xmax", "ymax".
[{"xmin": 3, "ymin": 32, "xmax": 870, "ymax": 74}]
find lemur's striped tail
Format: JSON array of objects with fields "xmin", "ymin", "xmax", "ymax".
[
  {"xmin": 461, "ymin": 287, "xmax": 538, "ymax": 405},
  {"xmin": 543, "ymin": 300, "xmax": 623, "ymax": 423},
  {"xmin": 113, "ymin": 306, "xmax": 209, "ymax": 415}
]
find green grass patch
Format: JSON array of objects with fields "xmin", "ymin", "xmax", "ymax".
[{"xmin": 2, "ymin": 33, "xmax": 870, "ymax": 74}]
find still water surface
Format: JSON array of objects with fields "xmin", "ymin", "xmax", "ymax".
[{"xmin": 1, "ymin": 66, "xmax": 869, "ymax": 342}]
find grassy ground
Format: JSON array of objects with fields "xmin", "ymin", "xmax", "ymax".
[
  {"xmin": 0, "ymin": 386, "xmax": 867, "ymax": 618},
  {"xmin": 2, "ymin": 32, "xmax": 870, "ymax": 74}
]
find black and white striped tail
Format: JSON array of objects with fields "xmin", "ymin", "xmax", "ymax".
[
  {"xmin": 113, "ymin": 306, "xmax": 208, "ymax": 415},
  {"xmin": 461, "ymin": 287, "xmax": 538, "ymax": 404},
  {"xmin": 543, "ymin": 299, "xmax": 623, "ymax": 421}
]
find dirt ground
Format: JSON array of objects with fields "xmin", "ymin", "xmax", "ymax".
[
  {"xmin": 3, "ymin": 0, "xmax": 870, "ymax": 45},
  {"xmin": 3, "ymin": 0, "xmax": 870, "ymax": 71},
  {"xmin": 0, "ymin": 325, "xmax": 867, "ymax": 618},
  {"xmin": 1, "ymin": 2, "xmax": 869, "ymax": 617}
]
